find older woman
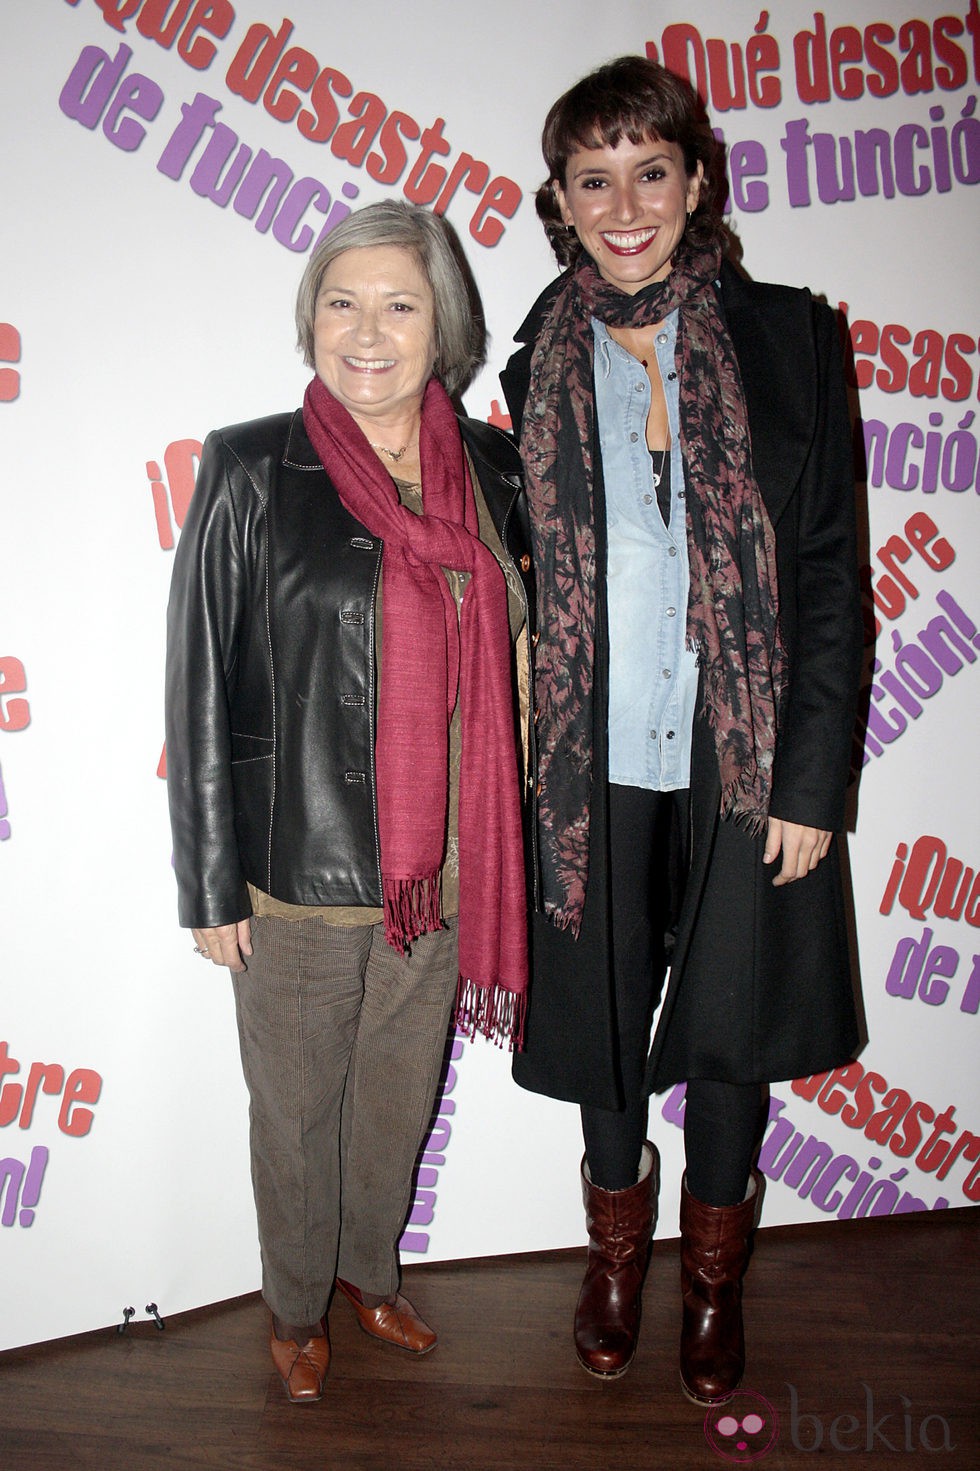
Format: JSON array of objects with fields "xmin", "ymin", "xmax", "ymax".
[
  {"xmin": 166, "ymin": 201, "xmax": 530, "ymax": 1403},
  {"xmin": 502, "ymin": 57, "xmax": 862, "ymax": 1403}
]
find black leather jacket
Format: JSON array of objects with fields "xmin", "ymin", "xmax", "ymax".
[{"xmin": 165, "ymin": 408, "xmax": 533, "ymax": 930}]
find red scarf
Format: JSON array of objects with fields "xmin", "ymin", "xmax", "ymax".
[{"xmin": 303, "ymin": 374, "xmax": 527, "ymax": 1047}]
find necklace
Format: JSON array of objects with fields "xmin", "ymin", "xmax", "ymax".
[
  {"xmin": 649, "ymin": 427, "xmax": 672, "ymax": 489},
  {"xmin": 369, "ymin": 441, "xmax": 411, "ymax": 462},
  {"xmin": 650, "ymin": 449, "xmax": 667, "ymax": 489}
]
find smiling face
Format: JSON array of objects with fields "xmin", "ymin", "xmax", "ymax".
[
  {"xmin": 554, "ymin": 134, "xmax": 703, "ymax": 294},
  {"xmin": 312, "ymin": 244, "xmax": 437, "ymax": 431}
]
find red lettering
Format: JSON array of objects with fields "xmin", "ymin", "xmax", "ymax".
[
  {"xmin": 876, "ymin": 322, "xmax": 912, "ymax": 393},
  {"xmin": 848, "ymin": 318, "xmax": 878, "ymax": 390},
  {"xmin": 890, "ymin": 1099, "xmax": 935, "ymax": 1157},
  {"xmin": 0, "ymin": 657, "xmax": 30, "ymax": 732},
  {"xmin": 791, "ymin": 1071, "xmax": 831, "ymax": 1102},
  {"xmin": 899, "ymin": 19, "xmax": 935, "ymax": 93},
  {"xmin": 934, "ymin": 1128, "xmax": 980, "ymax": 1181},
  {"xmin": 830, "ymin": 25, "xmax": 865, "ymax": 99},
  {"xmin": 59, "ymin": 1070, "xmax": 103, "ymax": 1138},
  {"xmin": 861, "ymin": 512, "xmax": 956, "ymax": 636},
  {"xmin": 366, "ymin": 111, "xmax": 420, "ymax": 186},
  {"xmin": 331, "ymin": 92, "xmax": 387, "ymax": 167},
  {"xmin": 905, "ymin": 511, "xmax": 954, "ymax": 569},
  {"xmin": 265, "ymin": 48, "xmax": 319, "ymax": 125},
  {"xmin": 226, "ymin": 19, "xmax": 294, "ymax": 103},
  {"xmin": 470, "ymin": 176, "xmax": 522, "ymax": 248},
  {"xmin": 0, "ymin": 321, "xmax": 20, "ymax": 402},
  {"xmin": 876, "ymin": 534, "xmax": 919, "ymax": 600},
  {"xmin": 135, "ymin": 0, "xmax": 233, "ymax": 70},
  {"xmin": 0, "ymin": 1042, "xmax": 22, "ymax": 1126},
  {"xmin": 816, "ymin": 1063, "xmax": 862, "ymax": 1115},
  {"xmin": 909, "ymin": 329, "xmax": 944, "ymax": 397},
  {"xmin": 298, "ymin": 66, "xmax": 352, "ymax": 145},
  {"xmin": 864, "ymin": 22, "xmax": 899, "ymax": 96},
  {"xmin": 19, "ymin": 1063, "xmax": 65, "ymax": 1131},
  {"xmin": 899, "ymin": 837, "xmax": 946, "ymax": 920},
  {"xmin": 941, "ymin": 334, "xmax": 975, "ymax": 399},
  {"xmin": 840, "ymin": 1068, "xmax": 887, "ymax": 1129},
  {"xmin": 434, "ymin": 153, "xmax": 490, "ymax": 217},
  {"xmin": 0, "ymin": 1041, "xmax": 103, "ymax": 1135},
  {"xmin": 916, "ymin": 1104, "xmax": 957, "ymax": 1172},
  {"xmin": 746, "ymin": 17, "xmax": 781, "ymax": 108},
  {"xmin": 865, "ymin": 1086, "xmax": 913, "ymax": 1145}
]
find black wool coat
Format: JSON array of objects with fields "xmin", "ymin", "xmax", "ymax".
[{"xmin": 501, "ymin": 260, "xmax": 864, "ymax": 1109}]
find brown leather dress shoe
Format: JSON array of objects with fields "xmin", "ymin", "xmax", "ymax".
[
  {"xmin": 334, "ymin": 1278, "xmax": 437, "ymax": 1354},
  {"xmin": 269, "ymin": 1328, "xmax": 330, "ymax": 1403}
]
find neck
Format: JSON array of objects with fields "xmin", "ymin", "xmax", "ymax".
[{"xmin": 348, "ymin": 404, "xmax": 423, "ymax": 455}]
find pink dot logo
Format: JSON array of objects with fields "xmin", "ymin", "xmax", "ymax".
[{"xmin": 704, "ymin": 1389, "xmax": 779, "ymax": 1462}]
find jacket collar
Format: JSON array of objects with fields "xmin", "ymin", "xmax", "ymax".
[{"xmin": 283, "ymin": 408, "xmax": 322, "ymax": 470}]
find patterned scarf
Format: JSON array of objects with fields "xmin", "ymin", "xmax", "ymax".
[
  {"xmin": 303, "ymin": 374, "xmax": 527, "ymax": 1046},
  {"xmin": 521, "ymin": 242, "xmax": 787, "ymax": 936}
]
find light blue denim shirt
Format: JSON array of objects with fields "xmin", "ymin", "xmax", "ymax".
[{"xmin": 594, "ymin": 312, "xmax": 699, "ymax": 791}]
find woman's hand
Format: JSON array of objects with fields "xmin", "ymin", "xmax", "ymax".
[
  {"xmin": 763, "ymin": 819, "xmax": 832, "ymax": 886},
  {"xmin": 191, "ymin": 920, "xmax": 253, "ymax": 972}
]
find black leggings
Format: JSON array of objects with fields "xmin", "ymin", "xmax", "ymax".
[{"xmin": 580, "ymin": 785, "xmax": 764, "ymax": 1207}]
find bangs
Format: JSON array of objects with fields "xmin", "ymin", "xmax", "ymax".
[
  {"xmin": 572, "ymin": 116, "xmax": 668, "ymax": 157},
  {"xmin": 545, "ymin": 85, "xmax": 686, "ymax": 179}
]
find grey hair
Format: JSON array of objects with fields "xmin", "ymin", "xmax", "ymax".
[{"xmin": 295, "ymin": 200, "xmax": 484, "ymax": 398}]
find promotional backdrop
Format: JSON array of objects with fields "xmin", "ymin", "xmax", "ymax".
[{"xmin": 2, "ymin": 0, "xmax": 978, "ymax": 1350}]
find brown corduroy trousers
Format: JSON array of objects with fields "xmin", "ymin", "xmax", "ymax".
[{"xmin": 232, "ymin": 914, "xmax": 458, "ymax": 1325}]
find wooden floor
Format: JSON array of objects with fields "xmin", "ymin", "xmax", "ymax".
[{"xmin": 2, "ymin": 1209, "xmax": 976, "ymax": 1470}]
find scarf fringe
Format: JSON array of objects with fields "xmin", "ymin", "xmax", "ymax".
[
  {"xmin": 543, "ymin": 901, "xmax": 581, "ymax": 938},
  {"xmin": 454, "ymin": 975, "xmax": 527, "ymax": 1051},
  {"xmin": 720, "ymin": 772, "xmax": 770, "ymax": 837},
  {"xmin": 382, "ymin": 875, "xmax": 443, "ymax": 956}
]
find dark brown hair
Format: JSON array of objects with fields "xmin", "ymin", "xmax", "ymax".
[{"xmin": 536, "ymin": 55, "xmax": 726, "ymax": 266}]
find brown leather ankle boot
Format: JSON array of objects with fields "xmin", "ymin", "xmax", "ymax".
[
  {"xmin": 573, "ymin": 1142, "xmax": 660, "ymax": 1378},
  {"xmin": 678, "ymin": 1170, "xmax": 762, "ymax": 1405}
]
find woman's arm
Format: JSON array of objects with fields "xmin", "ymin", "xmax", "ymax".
[
  {"xmin": 767, "ymin": 299, "xmax": 863, "ymax": 845},
  {"xmin": 165, "ymin": 430, "xmax": 253, "ymax": 937}
]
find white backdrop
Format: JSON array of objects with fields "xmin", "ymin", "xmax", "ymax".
[{"xmin": 1, "ymin": 0, "xmax": 977, "ymax": 1351}]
